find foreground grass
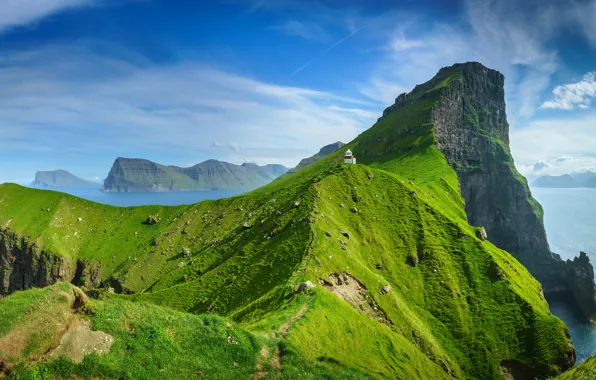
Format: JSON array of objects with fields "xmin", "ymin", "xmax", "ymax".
[{"xmin": 1, "ymin": 284, "xmax": 371, "ymax": 380}]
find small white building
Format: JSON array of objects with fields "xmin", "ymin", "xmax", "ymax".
[{"xmin": 344, "ymin": 149, "xmax": 356, "ymax": 164}]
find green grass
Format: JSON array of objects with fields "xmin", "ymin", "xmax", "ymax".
[{"xmin": 556, "ymin": 356, "xmax": 596, "ymax": 379}]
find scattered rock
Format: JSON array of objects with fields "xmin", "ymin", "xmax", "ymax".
[
  {"xmin": 375, "ymin": 263, "xmax": 382, "ymax": 270},
  {"xmin": 108, "ymin": 287, "xmax": 115, "ymax": 294},
  {"xmin": 182, "ymin": 247, "xmax": 190, "ymax": 257},
  {"xmin": 242, "ymin": 222, "xmax": 252, "ymax": 229},
  {"xmin": 340, "ymin": 230, "xmax": 350, "ymax": 239},
  {"xmin": 294, "ymin": 201, "xmax": 300, "ymax": 208},
  {"xmin": 407, "ymin": 256, "xmax": 419, "ymax": 267},
  {"xmin": 367, "ymin": 173, "xmax": 374, "ymax": 180},
  {"xmin": 340, "ymin": 203, "xmax": 345, "ymax": 208},
  {"xmin": 325, "ymin": 231, "xmax": 332, "ymax": 237},
  {"xmin": 476, "ymin": 227, "xmax": 488, "ymax": 241},
  {"xmin": 380, "ymin": 285, "xmax": 391, "ymax": 295},
  {"xmin": 349, "ymin": 207, "xmax": 358, "ymax": 214},
  {"xmin": 297, "ymin": 281, "xmax": 316, "ymax": 293},
  {"xmin": 178, "ymin": 262, "xmax": 185, "ymax": 268},
  {"xmin": 77, "ymin": 217, "xmax": 83, "ymax": 222},
  {"xmin": 182, "ymin": 229, "xmax": 189, "ymax": 235},
  {"xmin": 227, "ymin": 336, "xmax": 237, "ymax": 344},
  {"xmin": 339, "ymin": 240, "xmax": 348, "ymax": 246}
]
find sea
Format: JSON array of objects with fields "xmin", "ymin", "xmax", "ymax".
[
  {"xmin": 32, "ymin": 186, "xmax": 251, "ymax": 207},
  {"xmin": 33, "ymin": 185, "xmax": 596, "ymax": 363},
  {"xmin": 531, "ymin": 187, "xmax": 596, "ymax": 363}
]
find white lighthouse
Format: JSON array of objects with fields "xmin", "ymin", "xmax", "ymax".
[{"xmin": 344, "ymin": 149, "xmax": 356, "ymax": 164}]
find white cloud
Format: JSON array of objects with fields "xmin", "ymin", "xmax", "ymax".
[
  {"xmin": 541, "ymin": 72, "xmax": 596, "ymax": 110},
  {"xmin": 0, "ymin": 44, "xmax": 376, "ymax": 175},
  {"xmin": 0, "ymin": 0, "xmax": 97, "ymax": 33},
  {"xmin": 511, "ymin": 112, "xmax": 596, "ymax": 176}
]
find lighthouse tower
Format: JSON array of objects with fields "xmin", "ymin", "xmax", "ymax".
[{"xmin": 344, "ymin": 149, "xmax": 356, "ymax": 164}]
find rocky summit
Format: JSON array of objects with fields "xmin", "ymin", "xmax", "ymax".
[
  {"xmin": 101, "ymin": 157, "xmax": 288, "ymax": 192},
  {"xmin": 0, "ymin": 62, "xmax": 591, "ymax": 379}
]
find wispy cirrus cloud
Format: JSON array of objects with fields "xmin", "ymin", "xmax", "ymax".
[
  {"xmin": 0, "ymin": 0, "xmax": 99, "ymax": 33},
  {"xmin": 271, "ymin": 20, "xmax": 332, "ymax": 43},
  {"xmin": 541, "ymin": 72, "xmax": 596, "ymax": 110}
]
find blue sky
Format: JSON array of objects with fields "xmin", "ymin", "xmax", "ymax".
[{"xmin": 0, "ymin": 0, "xmax": 595, "ymax": 183}]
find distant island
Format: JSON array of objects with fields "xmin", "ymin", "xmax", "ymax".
[
  {"xmin": 102, "ymin": 157, "xmax": 288, "ymax": 192},
  {"xmin": 532, "ymin": 171, "xmax": 596, "ymax": 188},
  {"xmin": 288, "ymin": 141, "xmax": 345, "ymax": 173},
  {"xmin": 31, "ymin": 170, "xmax": 98, "ymax": 188}
]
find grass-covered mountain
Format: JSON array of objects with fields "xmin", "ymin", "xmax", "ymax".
[
  {"xmin": 288, "ymin": 141, "xmax": 345, "ymax": 173},
  {"xmin": 31, "ymin": 170, "xmax": 98, "ymax": 188},
  {"xmin": 532, "ymin": 171, "xmax": 596, "ymax": 188},
  {"xmin": 102, "ymin": 158, "xmax": 288, "ymax": 192},
  {"xmin": 0, "ymin": 62, "xmax": 588, "ymax": 379}
]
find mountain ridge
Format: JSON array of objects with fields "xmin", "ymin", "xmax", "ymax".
[
  {"xmin": 532, "ymin": 171, "xmax": 596, "ymax": 188},
  {"xmin": 102, "ymin": 157, "xmax": 288, "ymax": 192}
]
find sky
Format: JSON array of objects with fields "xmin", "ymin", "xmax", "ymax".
[{"xmin": 0, "ymin": 0, "xmax": 595, "ymax": 184}]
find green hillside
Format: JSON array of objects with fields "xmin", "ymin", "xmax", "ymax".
[{"xmin": 0, "ymin": 63, "xmax": 579, "ymax": 379}]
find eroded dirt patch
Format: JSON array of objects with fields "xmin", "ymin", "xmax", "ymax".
[
  {"xmin": 319, "ymin": 272, "xmax": 393, "ymax": 326},
  {"xmin": 49, "ymin": 319, "xmax": 114, "ymax": 364}
]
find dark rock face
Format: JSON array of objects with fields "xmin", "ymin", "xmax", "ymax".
[
  {"xmin": 426, "ymin": 62, "xmax": 596, "ymax": 321},
  {"xmin": 562, "ymin": 252, "xmax": 596, "ymax": 319},
  {"xmin": 0, "ymin": 228, "xmax": 73, "ymax": 295}
]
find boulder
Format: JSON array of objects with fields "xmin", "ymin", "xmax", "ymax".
[
  {"xmin": 349, "ymin": 207, "xmax": 358, "ymax": 214},
  {"xmin": 380, "ymin": 285, "xmax": 391, "ymax": 295},
  {"xmin": 297, "ymin": 281, "xmax": 316, "ymax": 293},
  {"xmin": 476, "ymin": 227, "xmax": 488, "ymax": 241},
  {"xmin": 340, "ymin": 230, "xmax": 350, "ymax": 239},
  {"xmin": 242, "ymin": 222, "xmax": 252, "ymax": 229},
  {"xmin": 325, "ymin": 231, "xmax": 332, "ymax": 237},
  {"xmin": 182, "ymin": 247, "xmax": 190, "ymax": 256},
  {"xmin": 407, "ymin": 256, "xmax": 419, "ymax": 267}
]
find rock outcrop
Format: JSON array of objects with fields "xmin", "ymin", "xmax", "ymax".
[
  {"xmin": 381, "ymin": 61, "xmax": 596, "ymax": 321},
  {"xmin": 102, "ymin": 157, "xmax": 288, "ymax": 192}
]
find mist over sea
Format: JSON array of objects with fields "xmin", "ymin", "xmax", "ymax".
[{"xmin": 532, "ymin": 187, "xmax": 596, "ymax": 363}]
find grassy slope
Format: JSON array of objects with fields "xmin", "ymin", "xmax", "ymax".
[
  {"xmin": 0, "ymin": 68, "xmax": 574, "ymax": 379},
  {"xmin": 0, "ymin": 284, "xmax": 368, "ymax": 380}
]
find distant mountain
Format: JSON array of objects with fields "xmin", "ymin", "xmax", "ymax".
[
  {"xmin": 532, "ymin": 171, "xmax": 596, "ymax": 188},
  {"xmin": 31, "ymin": 170, "xmax": 98, "ymax": 188},
  {"xmin": 288, "ymin": 141, "xmax": 346, "ymax": 173},
  {"xmin": 102, "ymin": 158, "xmax": 288, "ymax": 192}
]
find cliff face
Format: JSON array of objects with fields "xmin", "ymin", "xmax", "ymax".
[
  {"xmin": 0, "ymin": 227, "xmax": 73, "ymax": 295},
  {"xmin": 102, "ymin": 158, "xmax": 288, "ymax": 192},
  {"xmin": 378, "ymin": 61, "xmax": 596, "ymax": 320},
  {"xmin": 31, "ymin": 170, "xmax": 97, "ymax": 188}
]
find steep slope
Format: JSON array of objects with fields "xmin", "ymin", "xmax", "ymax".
[
  {"xmin": 102, "ymin": 158, "xmax": 287, "ymax": 192},
  {"xmin": 532, "ymin": 174, "xmax": 579, "ymax": 188},
  {"xmin": 0, "ymin": 63, "xmax": 579, "ymax": 379},
  {"xmin": 31, "ymin": 170, "xmax": 97, "ymax": 188},
  {"xmin": 288, "ymin": 141, "xmax": 345, "ymax": 173}
]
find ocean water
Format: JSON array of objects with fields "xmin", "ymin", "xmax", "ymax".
[
  {"xmin": 32, "ymin": 186, "xmax": 251, "ymax": 207},
  {"xmin": 531, "ymin": 187, "xmax": 596, "ymax": 363}
]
